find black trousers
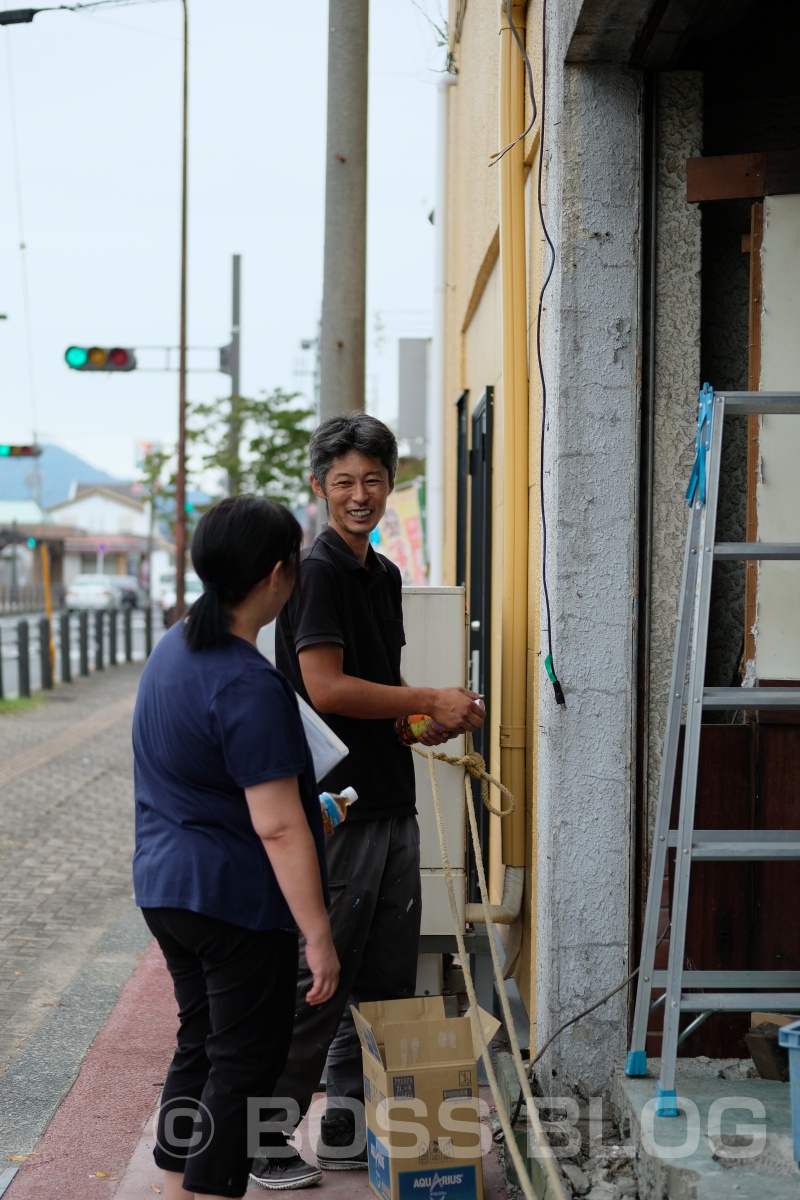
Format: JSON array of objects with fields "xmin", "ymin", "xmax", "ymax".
[
  {"xmin": 270, "ymin": 814, "xmax": 421, "ymax": 1134},
  {"xmin": 143, "ymin": 907, "xmax": 298, "ymax": 1198}
]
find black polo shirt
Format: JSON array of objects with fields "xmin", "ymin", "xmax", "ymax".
[{"xmin": 275, "ymin": 526, "xmax": 416, "ymax": 820}]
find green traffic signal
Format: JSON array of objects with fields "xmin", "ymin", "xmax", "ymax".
[
  {"xmin": 26, "ymin": 537, "xmax": 36, "ymax": 549},
  {"xmin": 65, "ymin": 346, "xmax": 88, "ymax": 369}
]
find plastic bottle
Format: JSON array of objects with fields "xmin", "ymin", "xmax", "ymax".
[
  {"xmin": 395, "ymin": 698, "xmax": 485, "ymax": 746},
  {"xmin": 394, "ymin": 714, "xmax": 447, "ymax": 746},
  {"xmin": 319, "ymin": 786, "xmax": 358, "ymax": 835}
]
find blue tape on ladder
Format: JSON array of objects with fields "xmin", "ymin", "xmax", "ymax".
[
  {"xmin": 625, "ymin": 1050, "xmax": 647, "ymax": 1077},
  {"xmin": 686, "ymin": 382, "xmax": 715, "ymax": 508},
  {"xmin": 654, "ymin": 1084, "xmax": 679, "ymax": 1118},
  {"xmin": 778, "ymin": 1021, "xmax": 800, "ymax": 1166}
]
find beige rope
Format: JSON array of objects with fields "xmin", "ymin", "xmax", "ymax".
[
  {"xmin": 412, "ymin": 740, "xmax": 515, "ymax": 818},
  {"xmin": 413, "ymin": 737, "xmax": 569, "ymax": 1200}
]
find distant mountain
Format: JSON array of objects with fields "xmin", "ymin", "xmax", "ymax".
[{"xmin": 0, "ymin": 444, "xmax": 119, "ymax": 510}]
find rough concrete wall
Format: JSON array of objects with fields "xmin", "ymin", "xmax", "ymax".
[
  {"xmin": 645, "ymin": 73, "xmax": 703, "ymax": 832},
  {"xmin": 535, "ymin": 46, "xmax": 641, "ymax": 1093}
]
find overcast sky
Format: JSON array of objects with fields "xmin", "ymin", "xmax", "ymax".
[{"xmin": 0, "ymin": 0, "xmax": 444, "ymax": 481}]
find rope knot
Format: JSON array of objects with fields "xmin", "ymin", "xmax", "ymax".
[
  {"xmin": 461, "ymin": 750, "xmax": 487, "ymax": 779},
  {"xmin": 411, "ymin": 734, "xmax": 515, "ymax": 818}
]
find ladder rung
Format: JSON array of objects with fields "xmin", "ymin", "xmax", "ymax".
[
  {"xmin": 714, "ymin": 542, "xmax": 800, "ymax": 561},
  {"xmin": 703, "ymin": 686, "xmax": 800, "ymax": 709},
  {"xmin": 718, "ymin": 391, "xmax": 800, "ymax": 414},
  {"xmin": 653, "ymin": 971, "xmax": 800, "ymax": 988},
  {"xmin": 679, "ymin": 992, "xmax": 800, "ymax": 1012},
  {"xmin": 666, "ymin": 829, "xmax": 800, "ymax": 859}
]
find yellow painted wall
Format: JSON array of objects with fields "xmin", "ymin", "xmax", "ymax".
[
  {"xmin": 443, "ymin": 1, "xmax": 506, "ymax": 906},
  {"xmin": 442, "ymin": 1, "xmax": 545, "ymax": 1031}
]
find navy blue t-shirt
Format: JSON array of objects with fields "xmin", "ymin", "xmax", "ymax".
[{"xmin": 132, "ymin": 623, "xmax": 327, "ymax": 931}]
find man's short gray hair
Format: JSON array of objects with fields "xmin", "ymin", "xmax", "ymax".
[{"xmin": 309, "ymin": 412, "xmax": 398, "ymax": 491}]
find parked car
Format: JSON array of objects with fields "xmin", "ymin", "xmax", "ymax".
[
  {"xmin": 113, "ymin": 574, "xmax": 148, "ymax": 609},
  {"xmin": 152, "ymin": 568, "xmax": 176, "ymax": 609},
  {"xmin": 65, "ymin": 574, "xmax": 126, "ymax": 612},
  {"xmin": 160, "ymin": 571, "xmax": 203, "ymax": 626}
]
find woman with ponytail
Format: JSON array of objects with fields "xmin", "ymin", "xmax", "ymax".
[{"xmin": 132, "ymin": 496, "xmax": 338, "ymax": 1200}]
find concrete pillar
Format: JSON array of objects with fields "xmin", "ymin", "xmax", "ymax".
[{"xmin": 319, "ymin": 0, "xmax": 369, "ymax": 418}]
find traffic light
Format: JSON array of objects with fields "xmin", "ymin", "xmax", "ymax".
[
  {"xmin": 0, "ymin": 444, "xmax": 42, "ymax": 457},
  {"xmin": 26, "ymin": 536, "xmax": 36, "ymax": 549},
  {"xmin": 65, "ymin": 346, "xmax": 137, "ymax": 372}
]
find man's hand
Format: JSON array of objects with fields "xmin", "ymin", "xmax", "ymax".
[
  {"xmin": 417, "ymin": 725, "xmax": 453, "ymax": 747},
  {"xmin": 304, "ymin": 934, "xmax": 340, "ymax": 1005},
  {"xmin": 427, "ymin": 688, "xmax": 485, "ymax": 735}
]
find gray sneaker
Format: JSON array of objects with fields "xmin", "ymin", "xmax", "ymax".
[{"xmin": 250, "ymin": 1151, "xmax": 323, "ymax": 1190}]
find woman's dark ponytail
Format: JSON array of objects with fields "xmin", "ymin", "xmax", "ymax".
[
  {"xmin": 184, "ymin": 587, "xmax": 231, "ymax": 651},
  {"xmin": 183, "ymin": 496, "xmax": 302, "ymax": 652}
]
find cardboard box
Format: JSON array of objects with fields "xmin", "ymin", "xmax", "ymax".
[{"xmin": 352, "ymin": 996, "xmax": 499, "ymax": 1200}]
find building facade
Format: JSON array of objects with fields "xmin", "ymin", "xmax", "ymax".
[{"xmin": 440, "ymin": 0, "xmax": 800, "ymax": 1096}]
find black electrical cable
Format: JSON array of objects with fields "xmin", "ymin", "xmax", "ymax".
[
  {"xmin": 533, "ymin": 0, "xmax": 564, "ymax": 708},
  {"xmin": 494, "ymin": 923, "xmax": 672, "ymax": 1142},
  {"xmin": 492, "ymin": 0, "xmax": 564, "ymax": 707}
]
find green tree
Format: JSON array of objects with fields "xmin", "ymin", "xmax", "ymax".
[
  {"xmin": 190, "ymin": 388, "xmax": 314, "ymax": 505},
  {"xmin": 138, "ymin": 445, "xmax": 201, "ymax": 544},
  {"xmin": 139, "ymin": 445, "xmax": 172, "ymax": 509}
]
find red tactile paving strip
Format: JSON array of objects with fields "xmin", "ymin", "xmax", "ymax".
[{"xmin": 7, "ymin": 940, "xmax": 176, "ymax": 1200}]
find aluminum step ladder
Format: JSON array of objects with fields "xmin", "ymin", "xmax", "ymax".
[{"xmin": 626, "ymin": 385, "xmax": 800, "ymax": 1116}]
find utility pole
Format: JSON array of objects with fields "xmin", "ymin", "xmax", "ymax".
[
  {"xmin": 319, "ymin": 0, "xmax": 369, "ymax": 419},
  {"xmin": 173, "ymin": 0, "xmax": 189, "ymax": 619},
  {"xmin": 227, "ymin": 253, "xmax": 241, "ymax": 495}
]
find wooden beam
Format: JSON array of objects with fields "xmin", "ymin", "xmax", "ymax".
[
  {"xmin": 687, "ymin": 153, "xmax": 765, "ymax": 202},
  {"xmin": 686, "ymin": 150, "xmax": 800, "ymax": 203}
]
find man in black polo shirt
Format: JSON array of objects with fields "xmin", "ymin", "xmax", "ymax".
[{"xmin": 250, "ymin": 413, "xmax": 484, "ymax": 1190}]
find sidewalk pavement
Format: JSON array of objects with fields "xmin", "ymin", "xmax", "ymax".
[
  {"xmin": 0, "ymin": 663, "xmax": 150, "ymax": 1172},
  {"xmin": 0, "ymin": 664, "xmax": 510, "ymax": 1200},
  {"xmin": 5, "ymin": 938, "xmax": 509, "ymax": 1199}
]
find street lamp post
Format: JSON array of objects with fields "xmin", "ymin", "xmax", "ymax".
[
  {"xmin": 1, "ymin": 0, "xmax": 193, "ymax": 618},
  {"xmin": 173, "ymin": 0, "xmax": 189, "ymax": 620},
  {"xmin": 0, "ymin": 10, "xmax": 45, "ymax": 24}
]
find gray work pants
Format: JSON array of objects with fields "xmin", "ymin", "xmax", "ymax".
[{"xmin": 275, "ymin": 813, "xmax": 421, "ymax": 1127}]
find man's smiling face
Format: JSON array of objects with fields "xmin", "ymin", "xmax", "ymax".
[{"xmin": 311, "ymin": 450, "xmax": 392, "ymax": 552}]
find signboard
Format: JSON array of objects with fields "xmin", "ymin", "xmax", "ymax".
[{"xmin": 375, "ymin": 485, "xmax": 426, "ymax": 585}]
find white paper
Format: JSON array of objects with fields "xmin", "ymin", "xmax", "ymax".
[{"xmin": 297, "ymin": 693, "xmax": 349, "ymax": 782}]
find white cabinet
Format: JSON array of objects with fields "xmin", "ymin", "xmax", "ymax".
[{"xmin": 400, "ymin": 587, "xmax": 468, "ymax": 936}]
